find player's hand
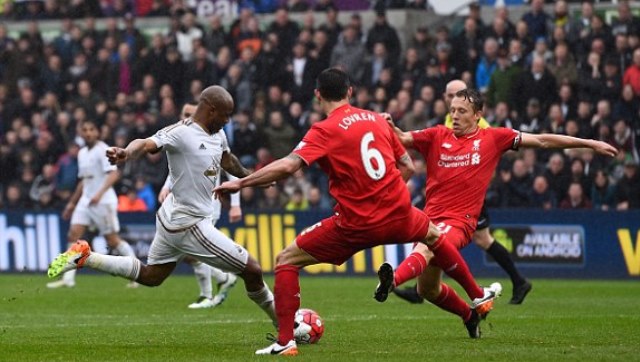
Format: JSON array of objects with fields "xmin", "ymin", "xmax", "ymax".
[
  {"xmin": 380, "ymin": 112, "xmax": 394, "ymax": 126},
  {"xmin": 213, "ymin": 180, "xmax": 242, "ymax": 200},
  {"xmin": 590, "ymin": 140, "xmax": 618, "ymax": 157},
  {"xmin": 158, "ymin": 187, "xmax": 171, "ymax": 203},
  {"xmin": 106, "ymin": 147, "xmax": 127, "ymax": 165},
  {"xmin": 62, "ymin": 203, "xmax": 75, "ymax": 220},
  {"xmin": 229, "ymin": 206, "xmax": 242, "ymax": 223},
  {"xmin": 89, "ymin": 194, "xmax": 101, "ymax": 205}
]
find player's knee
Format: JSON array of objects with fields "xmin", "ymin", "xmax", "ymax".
[
  {"xmin": 137, "ymin": 268, "xmax": 166, "ymax": 287},
  {"xmin": 275, "ymin": 248, "xmax": 293, "ymax": 266}
]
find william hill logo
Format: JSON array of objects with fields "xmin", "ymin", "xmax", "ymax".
[
  {"xmin": 617, "ymin": 229, "xmax": 640, "ymax": 276},
  {"xmin": 0, "ymin": 214, "xmax": 61, "ymax": 271}
]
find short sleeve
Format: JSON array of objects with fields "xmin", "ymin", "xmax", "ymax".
[
  {"xmin": 149, "ymin": 123, "xmax": 185, "ymax": 151},
  {"xmin": 491, "ymin": 127, "xmax": 521, "ymax": 152},
  {"xmin": 292, "ymin": 125, "xmax": 329, "ymax": 165},
  {"xmin": 411, "ymin": 127, "xmax": 438, "ymax": 156}
]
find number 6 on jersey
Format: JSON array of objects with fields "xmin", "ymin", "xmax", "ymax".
[{"xmin": 361, "ymin": 132, "xmax": 386, "ymax": 180}]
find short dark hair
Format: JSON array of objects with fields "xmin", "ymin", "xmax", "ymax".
[
  {"xmin": 316, "ymin": 68, "xmax": 350, "ymax": 102},
  {"xmin": 455, "ymin": 88, "xmax": 484, "ymax": 112}
]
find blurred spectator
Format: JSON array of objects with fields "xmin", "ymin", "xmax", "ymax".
[
  {"xmin": 623, "ymin": 48, "xmax": 640, "ymax": 97},
  {"xmin": 118, "ymin": 186, "xmax": 148, "ymax": 212},
  {"xmin": 521, "ymin": 0, "xmax": 550, "ymax": 42},
  {"xmin": 366, "ymin": 10, "xmax": 401, "ymax": 62},
  {"xmin": 591, "ymin": 170, "xmax": 616, "ymax": 211},
  {"xmin": 559, "ymin": 182, "xmax": 592, "ymax": 209},
  {"xmin": 486, "ymin": 50, "xmax": 521, "ymax": 108},
  {"xmin": 529, "ymin": 175, "xmax": 555, "ymax": 209},
  {"xmin": 475, "ymin": 37, "xmax": 499, "ymax": 94},
  {"xmin": 615, "ymin": 160, "xmax": 640, "ymax": 210},
  {"xmin": 4, "ymin": 182, "xmax": 29, "ymax": 209},
  {"xmin": 545, "ymin": 153, "xmax": 571, "ymax": 206},
  {"xmin": 262, "ymin": 110, "xmax": 297, "ymax": 159},
  {"xmin": 330, "ymin": 25, "xmax": 366, "ymax": 85},
  {"xmin": 512, "ymin": 56, "xmax": 557, "ymax": 116},
  {"xmin": 29, "ymin": 163, "xmax": 57, "ymax": 205},
  {"xmin": 257, "ymin": 185, "xmax": 287, "ymax": 210},
  {"xmin": 134, "ymin": 176, "xmax": 156, "ymax": 210},
  {"xmin": 285, "ymin": 187, "xmax": 309, "ymax": 211},
  {"xmin": 268, "ymin": 8, "xmax": 299, "ymax": 58}
]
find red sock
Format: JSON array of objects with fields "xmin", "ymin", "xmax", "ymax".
[
  {"xmin": 394, "ymin": 252, "xmax": 428, "ymax": 286},
  {"xmin": 430, "ymin": 283, "xmax": 472, "ymax": 322},
  {"xmin": 430, "ymin": 234, "xmax": 484, "ymax": 300},
  {"xmin": 274, "ymin": 264, "xmax": 300, "ymax": 345}
]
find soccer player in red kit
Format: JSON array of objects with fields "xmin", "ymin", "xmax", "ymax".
[
  {"xmin": 375, "ymin": 88, "xmax": 617, "ymax": 337},
  {"xmin": 213, "ymin": 69, "xmax": 500, "ymax": 355}
]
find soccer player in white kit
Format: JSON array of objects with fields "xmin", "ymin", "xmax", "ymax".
[
  {"xmin": 158, "ymin": 101, "xmax": 242, "ymax": 309},
  {"xmin": 47, "ymin": 120, "xmax": 139, "ymax": 289},
  {"xmin": 47, "ymin": 86, "xmax": 277, "ymax": 325}
]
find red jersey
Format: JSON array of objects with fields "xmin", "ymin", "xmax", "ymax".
[
  {"xmin": 412, "ymin": 125, "xmax": 521, "ymax": 230},
  {"xmin": 293, "ymin": 104, "xmax": 411, "ymax": 230}
]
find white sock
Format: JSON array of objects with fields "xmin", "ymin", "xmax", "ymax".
[
  {"xmin": 247, "ymin": 284, "xmax": 277, "ymax": 324},
  {"xmin": 62, "ymin": 269, "xmax": 76, "ymax": 284},
  {"xmin": 192, "ymin": 262, "xmax": 213, "ymax": 299},
  {"xmin": 62, "ymin": 242, "xmax": 76, "ymax": 283},
  {"xmin": 85, "ymin": 253, "xmax": 142, "ymax": 281},
  {"xmin": 114, "ymin": 240, "xmax": 136, "ymax": 258},
  {"xmin": 209, "ymin": 266, "xmax": 228, "ymax": 284}
]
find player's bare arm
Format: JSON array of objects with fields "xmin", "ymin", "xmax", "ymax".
[
  {"xmin": 380, "ymin": 112, "xmax": 414, "ymax": 147},
  {"xmin": 396, "ymin": 152, "xmax": 415, "ymax": 182},
  {"xmin": 62, "ymin": 180, "xmax": 84, "ymax": 220},
  {"xmin": 213, "ymin": 154, "xmax": 304, "ymax": 198},
  {"xmin": 90, "ymin": 170, "xmax": 120, "ymax": 205},
  {"xmin": 106, "ymin": 139, "xmax": 159, "ymax": 165},
  {"xmin": 221, "ymin": 151, "xmax": 251, "ymax": 178},
  {"xmin": 520, "ymin": 133, "xmax": 618, "ymax": 157}
]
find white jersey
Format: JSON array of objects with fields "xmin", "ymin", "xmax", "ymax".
[
  {"xmin": 150, "ymin": 119, "xmax": 230, "ymax": 229},
  {"xmin": 163, "ymin": 171, "xmax": 240, "ymax": 221},
  {"xmin": 77, "ymin": 141, "xmax": 118, "ymax": 207}
]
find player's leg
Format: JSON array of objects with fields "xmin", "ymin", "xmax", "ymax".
[
  {"xmin": 257, "ymin": 217, "xmax": 349, "ymax": 356},
  {"xmin": 100, "ymin": 204, "xmax": 140, "ymax": 288},
  {"xmin": 417, "ymin": 266, "xmax": 482, "ymax": 338},
  {"xmin": 184, "ymin": 256, "xmax": 214, "ymax": 308},
  {"xmin": 47, "ymin": 239, "xmax": 176, "ymax": 286},
  {"xmin": 48, "ymin": 217, "xmax": 181, "ymax": 286},
  {"xmin": 184, "ymin": 220, "xmax": 277, "ymax": 325},
  {"xmin": 411, "ymin": 210, "xmax": 501, "ymax": 311},
  {"xmin": 473, "ymin": 224, "xmax": 532, "ymax": 304},
  {"xmin": 394, "ymin": 243, "xmax": 431, "ymax": 288},
  {"xmin": 47, "ymin": 223, "xmax": 87, "ymax": 288}
]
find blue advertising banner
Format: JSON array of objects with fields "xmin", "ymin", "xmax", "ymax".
[{"xmin": 1, "ymin": 210, "xmax": 639, "ymax": 279}]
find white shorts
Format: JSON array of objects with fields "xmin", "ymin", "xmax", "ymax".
[
  {"xmin": 148, "ymin": 216, "xmax": 248, "ymax": 274},
  {"xmin": 70, "ymin": 203, "xmax": 120, "ymax": 235}
]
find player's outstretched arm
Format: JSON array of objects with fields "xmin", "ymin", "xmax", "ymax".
[
  {"xmin": 213, "ymin": 154, "xmax": 304, "ymax": 198},
  {"xmin": 106, "ymin": 139, "xmax": 159, "ymax": 165},
  {"xmin": 380, "ymin": 112, "xmax": 414, "ymax": 147},
  {"xmin": 520, "ymin": 133, "xmax": 618, "ymax": 157}
]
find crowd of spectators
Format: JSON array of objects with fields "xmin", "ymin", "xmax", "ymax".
[{"xmin": 0, "ymin": 0, "xmax": 639, "ymax": 214}]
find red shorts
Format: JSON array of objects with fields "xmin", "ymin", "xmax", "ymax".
[
  {"xmin": 296, "ymin": 207, "xmax": 430, "ymax": 265},
  {"xmin": 430, "ymin": 218, "xmax": 474, "ymax": 250}
]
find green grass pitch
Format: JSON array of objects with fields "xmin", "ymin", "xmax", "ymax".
[{"xmin": 1, "ymin": 274, "xmax": 639, "ymax": 361}]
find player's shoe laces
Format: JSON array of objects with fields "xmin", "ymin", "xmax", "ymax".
[
  {"xmin": 188, "ymin": 296, "xmax": 216, "ymax": 309},
  {"xmin": 471, "ymin": 282, "xmax": 503, "ymax": 315},
  {"xmin": 392, "ymin": 285, "xmax": 424, "ymax": 304},
  {"xmin": 212, "ymin": 273, "xmax": 238, "ymax": 306},
  {"xmin": 374, "ymin": 262, "xmax": 395, "ymax": 303},
  {"xmin": 255, "ymin": 340, "xmax": 298, "ymax": 356},
  {"xmin": 47, "ymin": 240, "xmax": 91, "ymax": 279},
  {"xmin": 509, "ymin": 280, "xmax": 532, "ymax": 305},
  {"xmin": 46, "ymin": 279, "xmax": 75, "ymax": 289}
]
